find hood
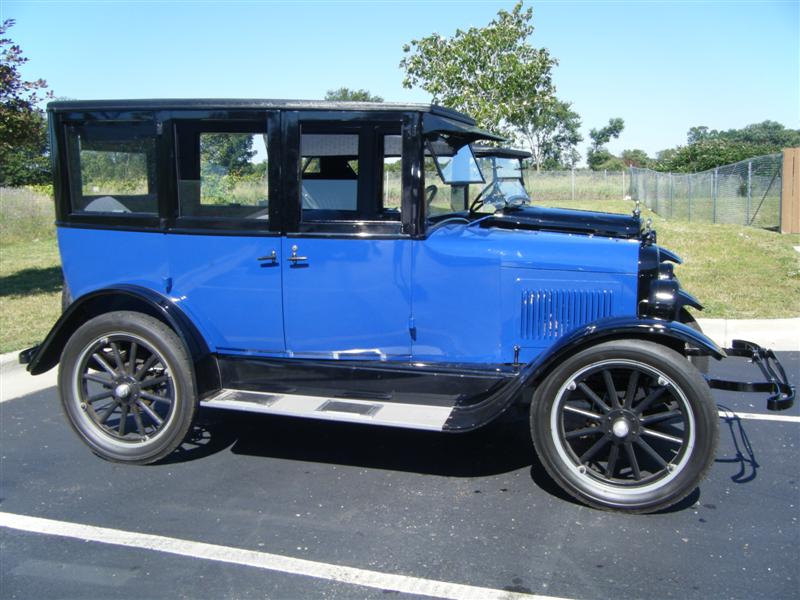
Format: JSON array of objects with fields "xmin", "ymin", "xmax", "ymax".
[{"xmin": 479, "ymin": 205, "xmax": 643, "ymax": 240}]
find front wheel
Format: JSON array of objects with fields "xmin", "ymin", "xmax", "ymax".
[
  {"xmin": 58, "ymin": 311, "xmax": 197, "ymax": 464},
  {"xmin": 531, "ymin": 339, "xmax": 718, "ymax": 513}
]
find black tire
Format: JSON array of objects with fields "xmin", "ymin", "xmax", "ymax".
[
  {"xmin": 679, "ymin": 308, "xmax": 709, "ymax": 375},
  {"xmin": 58, "ymin": 311, "xmax": 197, "ymax": 464},
  {"xmin": 530, "ymin": 339, "xmax": 718, "ymax": 513}
]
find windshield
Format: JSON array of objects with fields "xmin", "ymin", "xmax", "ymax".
[{"xmin": 425, "ymin": 147, "xmax": 530, "ymax": 220}]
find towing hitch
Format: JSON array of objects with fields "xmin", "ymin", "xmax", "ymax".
[{"xmin": 703, "ymin": 339, "xmax": 795, "ymax": 411}]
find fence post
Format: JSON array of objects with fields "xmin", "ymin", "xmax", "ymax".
[
  {"xmin": 622, "ymin": 169, "xmax": 626, "ymax": 199},
  {"xmin": 571, "ymin": 169, "xmax": 575, "ymax": 201},
  {"xmin": 781, "ymin": 147, "xmax": 800, "ymax": 234},
  {"xmin": 669, "ymin": 172, "xmax": 674, "ymax": 218},
  {"xmin": 712, "ymin": 167, "xmax": 718, "ymax": 224},
  {"xmin": 688, "ymin": 176, "xmax": 692, "ymax": 222},
  {"xmin": 746, "ymin": 161, "xmax": 752, "ymax": 225}
]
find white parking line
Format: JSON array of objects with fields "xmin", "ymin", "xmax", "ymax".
[
  {"xmin": 718, "ymin": 409, "xmax": 800, "ymax": 424},
  {"xmin": 0, "ymin": 512, "xmax": 566, "ymax": 600}
]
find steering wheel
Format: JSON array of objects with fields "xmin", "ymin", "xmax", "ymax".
[{"xmin": 468, "ymin": 184, "xmax": 491, "ymax": 214}]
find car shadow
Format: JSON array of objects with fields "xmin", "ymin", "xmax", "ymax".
[
  {"xmin": 714, "ymin": 403, "xmax": 759, "ymax": 484},
  {"xmin": 165, "ymin": 407, "xmax": 534, "ymax": 477}
]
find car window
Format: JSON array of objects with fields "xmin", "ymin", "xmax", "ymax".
[
  {"xmin": 176, "ymin": 123, "xmax": 269, "ymax": 221},
  {"xmin": 300, "ymin": 133, "xmax": 359, "ymax": 212},
  {"xmin": 66, "ymin": 122, "xmax": 158, "ymax": 215}
]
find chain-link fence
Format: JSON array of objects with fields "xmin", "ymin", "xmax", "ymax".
[
  {"xmin": 629, "ymin": 153, "xmax": 783, "ymax": 230},
  {"xmin": 524, "ymin": 169, "xmax": 628, "ymax": 202}
]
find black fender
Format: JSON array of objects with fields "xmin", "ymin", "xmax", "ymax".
[
  {"xmin": 443, "ymin": 317, "xmax": 725, "ymax": 432},
  {"xmin": 27, "ymin": 284, "xmax": 220, "ymax": 397}
]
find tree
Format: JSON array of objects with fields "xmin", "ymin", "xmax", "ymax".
[
  {"xmin": 1, "ymin": 19, "xmax": 52, "ymax": 186},
  {"xmin": 400, "ymin": 1, "xmax": 557, "ymax": 138},
  {"xmin": 200, "ymin": 133, "xmax": 256, "ymax": 176},
  {"xmin": 621, "ymin": 149, "xmax": 651, "ymax": 168},
  {"xmin": 587, "ymin": 117, "xmax": 624, "ymax": 170},
  {"xmin": 324, "ymin": 87, "xmax": 384, "ymax": 102},
  {"xmin": 514, "ymin": 99, "xmax": 582, "ymax": 171}
]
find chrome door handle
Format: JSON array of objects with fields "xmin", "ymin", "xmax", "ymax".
[
  {"xmin": 257, "ymin": 250, "xmax": 278, "ymax": 265},
  {"xmin": 288, "ymin": 245, "xmax": 308, "ymax": 263}
]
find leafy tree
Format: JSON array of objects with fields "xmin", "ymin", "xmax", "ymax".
[
  {"xmin": 587, "ymin": 117, "xmax": 624, "ymax": 170},
  {"xmin": 515, "ymin": 99, "xmax": 582, "ymax": 171},
  {"xmin": 324, "ymin": 87, "xmax": 384, "ymax": 102},
  {"xmin": 1, "ymin": 19, "xmax": 52, "ymax": 186},
  {"xmin": 621, "ymin": 149, "xmax": 651, "ymax": 168},
  {"xmin": 400, "ymin": 1, "xmax": 556, "ymax": 138},
  {"xmin": 200, "ymin": 133, "xmax": 256, "ymax": 176}
]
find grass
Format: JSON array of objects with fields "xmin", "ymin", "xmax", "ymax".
[{"xmin": 0, "ymin": 187, "xmax": 797, "ymax": 354}]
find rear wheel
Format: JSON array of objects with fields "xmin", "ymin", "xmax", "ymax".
[
  {"xmin": 58, "ymin": 311, "xmax": 197, "ymax": 464},
  {"xmin": 531, "ymin": 339, "xmax": 718, "ymax": 513}
]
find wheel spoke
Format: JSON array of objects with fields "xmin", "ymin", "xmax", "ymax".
[
  {"xmin": 127, "ymin": 342, "xmax": 138, "ymax": 375},
  {"xmin": 624, "ymin": 370, "xmax": 640, "ymax": 409},
  {"xmin": 563, "ymin": 405, "xmax": 603, "ymax": 420},
  {"xmin": 624, "ymin": 441, "xmax": 641, "ymax": 480},
  {"xmin": 118, "ymin": 404, "xmax": 129, "ymax": 436},
  {"xmin": 640, "ymin": 410, "xmax": 683, "ymax": 426},
  {"xmin": 140, "ymin": 391, "xmax": 172, "ymax": 405},
  {"xmin": 602, "ymin": 370, "xmax": 620, "ymax": 409},
  {"xmin": 92, "ymin": 352, "xmax": 117, "ymax": 376},
  {"xmin": 139, "ymin": 375, "xmax": 170, "ymax": 389},
  {"xmin": 641, "ymin": 427, "xmax": 683, "ymax": 445},
  {"xmin": 633, "ymin": 386, "xmax": 667, "ymax": 415},
  {"xmin": 97, "ymin": 400, "xmax": 119, "ymax": 424},
  {"xmin": 606, "ymin": 443, "xmax": 620, "ymax": 477},
  {"xmin": 136, "ymin": 399, "xmax": 163, "ymax": 426},
  {"xmin": 83, "ymin": 373, "xmax": 113, "ymax": 387},
  {"xmin": 578, "ymin": 383, "xmax": 611, "ymax": 414},
  {"xmin": 132, "ymin": 404, "xmax": 146, "ymax": 437},
  {"xmin": 87, "ymin": 391, "xmax": 114, "ymax": 403},
  {"xmin": 111, "ymin": 342, "xmax": 124, "ymax": 372},
  {"xmin": 634, "ymin": 437, "xmax": 668, "ymax": 468},
  {"xmin": 134, "ymin": 354, "xmax": 158, "ymax": 380},
  {"xmin": 565, "ymin": 426, "xmax": 604, "ymax": 440},
  {"xmin": 579, "ymin": 434, "xmax": 611, "ymax": 464}
]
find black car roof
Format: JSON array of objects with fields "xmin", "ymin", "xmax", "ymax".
[{"xmin": 47, "ymin": 98, "xmax": 476, "ymax": 125}]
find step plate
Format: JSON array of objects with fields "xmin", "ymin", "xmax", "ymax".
[{"xmin": 200, "ymin": 389, "xmax": 453, "ymax": 431}]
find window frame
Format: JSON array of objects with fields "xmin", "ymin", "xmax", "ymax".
[
  {"xmin": 171, "ymin": 115, "xmax": 277, "ymax": 233},
  {"xmin": 284, "ymin": 111, "xmax": 411, "ymax": 237},
  {"xmin": 61, "ymin": 116, "xmax": 164, "ymax": 230}
]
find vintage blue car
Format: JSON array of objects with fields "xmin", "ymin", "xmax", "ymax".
[{"xmin": 21, "ymin": 99, "xmax": 793, "ymax": 513}]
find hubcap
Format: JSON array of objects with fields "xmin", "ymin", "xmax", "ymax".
[
  {"xmin": 612, "ymin": 418, "xmax": 630, "ymax": 438},
  {"xmin": 114, "ymin": 383, "xmax": 132, "ymax": 400}
]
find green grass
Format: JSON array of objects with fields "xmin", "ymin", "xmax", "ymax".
[{"xmin": 0, "ymin": 188, "xmax": 797, "ymax": 354}]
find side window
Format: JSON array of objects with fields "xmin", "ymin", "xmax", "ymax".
[
  {"xmin": 66, "ymin": 122, "xmax": 158, "ymax": 215},
  {"xmin": 177, "ymin": 123, "xmax": 269, "ymax": 220},
  {"xmin": 299, "ymin": 124, "xmax": 402, "ymax": 223}
]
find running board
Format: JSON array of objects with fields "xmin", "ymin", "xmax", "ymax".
[{"xmin": 200, "ymin": 389, "xmax": 453, "ymax": 431}]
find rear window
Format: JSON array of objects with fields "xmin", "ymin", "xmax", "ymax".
[{"xmin": 66, "ymin": 122, "xmax": 158, "ymax": 216}]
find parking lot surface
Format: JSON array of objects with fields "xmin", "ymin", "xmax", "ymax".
[{"xmin": 1, "ymin": 353, "xmax": 798, "ymax": 599}]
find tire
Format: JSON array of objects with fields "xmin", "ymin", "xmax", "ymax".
[
  {"xmin": 58, "ymin": 311, "xmax": 197, "ymax": 464},
  {"xmin": 530, "ymin": 339, "xmax": 718, "ymax": 513},
  {"xmin": 679, "ymin": 308, "xmax": 709, "ymax": 375}
]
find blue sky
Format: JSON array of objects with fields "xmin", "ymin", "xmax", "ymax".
[{"xmin": 3, "ymin": 0, "xmax": 798, "ymax": 164}]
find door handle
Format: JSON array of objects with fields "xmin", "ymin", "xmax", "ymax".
[
  {"xmin": 257, "ymin": 250, "xmax": 278, "ymax": 265},
  {"xmin": 288, "ymin": 245, "xmax": 308, "ymax": 264}
]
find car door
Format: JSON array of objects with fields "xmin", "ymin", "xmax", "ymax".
[
  {"xmin": 280, "ymin": 112, "xmax": 413, "ymax": 360},
  {"xmin": 166, "ymin": 112, "xmax": 286, "ymax": 355}
]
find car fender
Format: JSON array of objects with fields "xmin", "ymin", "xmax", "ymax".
[{"xmin": 26, "ymin": 284, "xmax": 220, "ymax": 396}]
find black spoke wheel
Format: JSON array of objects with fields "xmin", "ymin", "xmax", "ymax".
[
  {"xmin": 531, "ymin": 340, "xmax": 718, "ymax": 513},
  {"xmin": 59, "ymin": 311, "xmax": 197, "ymax": 464}
]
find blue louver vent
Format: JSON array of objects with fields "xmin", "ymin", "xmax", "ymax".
[{"xmin": 521, "ymin": 289, "xmax": 614, "ymax": 340}]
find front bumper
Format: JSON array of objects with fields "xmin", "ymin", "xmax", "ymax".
[{"xmin": 700, "ymin": 339, "xmax": 795, "ymax": 411}]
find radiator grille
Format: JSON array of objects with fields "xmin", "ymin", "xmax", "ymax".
[{"xmin": 520, "ymin": 289, "xmax": 614, "ymax": 341}]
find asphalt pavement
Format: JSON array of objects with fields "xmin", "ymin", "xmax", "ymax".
[{"xmin": 0, "ymin": 352, "xmax": 798, "ymax": 600}]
